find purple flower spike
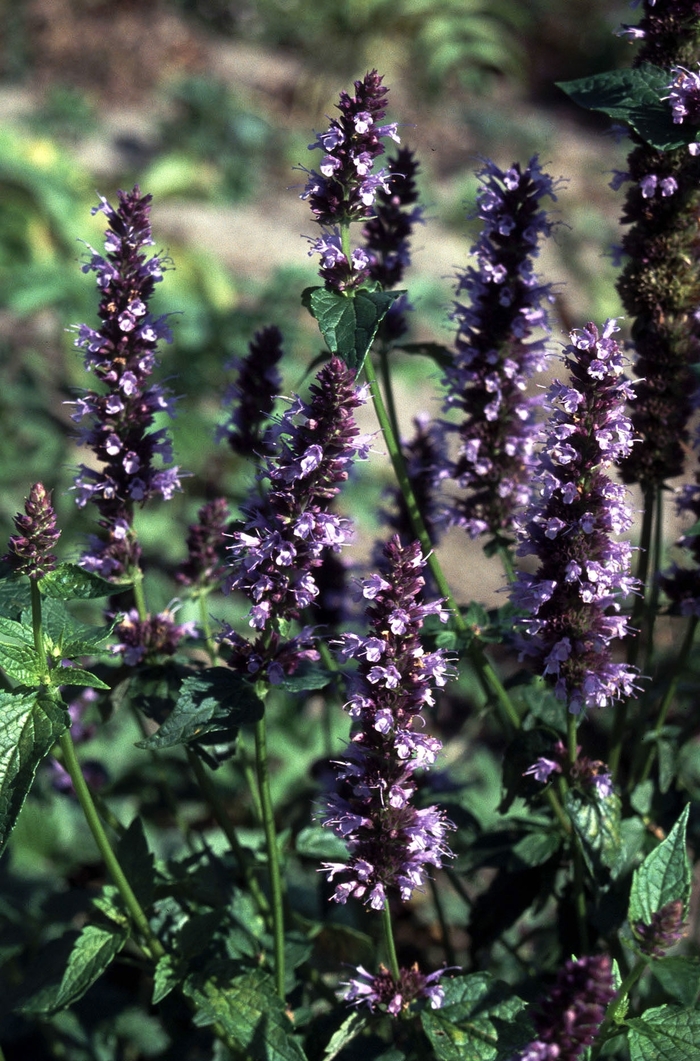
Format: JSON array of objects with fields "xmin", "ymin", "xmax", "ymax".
[
  {"xmin": 362, "ymin": 146, "xmax": 424, "ymax": 290},
  {"xmin": 667, "ymin": 65, "xmax": 700, "ymax": 125},
  {"xmin": 69, "ymin": 187, "xmax": 180, "ymax": 579},
  {"xmin": 111, "ymin": 605, "xmax": 197, "ymax": 667},
  {"xmin": 221, "ymin": 356, "xmax": 368, "ymax": 681},
  {"xmin": 632, "ymin": 898, "xmax": 687, "ymax": 958},
  {"xmin": 176, "ymin": 498, "xmax": 231, "ymax": 592},
  {"xmin": 217, "ymin": 325, "xmax": 284, "ymax": 458},
  {"xmin": 341, "ymin": 962, "xmax": 449, "ymax": 1015},
  {"xmin": 441, "ymin": 156, "xmax": 559, "ymax": 540},
  {"xmin": 510, "ymin": 320, "xmax": 641, "ymax": 713},
  {"xmin": 321, "ymin": 537, "xmax": 454, "ymax": 909},
  {"xmin": 303, "ymin": 70, "xmax": 400, "ymax": 292},
  {"xmin": 513, "ymin": 954, "xmax": 614, "ymax": 1061},
  {"xmin": 4, "ymin": 483, "xmax": 61, "ymax": 580}
]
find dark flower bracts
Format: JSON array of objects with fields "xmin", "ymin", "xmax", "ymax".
[
  {"xmin": 70, "ymin": 187, "xmax": 180, "ymax": 579},
  {"xmin": 4, "ymin": 483, "xmax": 61, "ymax": 581},
  {"xmin": 513, "ymin": 954, "xmax": 614, "ymax": 1061},
  {"xmin": 321, "ymin": 536, "xmax": 454, "ymax": 909},
  {"xmin": 441, "ymin": 157, "xmax": 557, "ymax": 540},
  {"xmin": 510, "ymin": 320, "xmax": 640, "ymax": 713},
  {"xmin": 342, "ymin": 962, "xmax": 447, "ymax": 1015}
]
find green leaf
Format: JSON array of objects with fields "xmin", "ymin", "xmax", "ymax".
[
  {"xmin": 322, "ymin": 1012, "xmax": 367, "ymax": 1061},
  {"xmin": 557, "ymin": 65, "xmax": 693, "ymax": 151},
  {"xmin": 302, "ymin": 286, "xmax": 402, "ymax": 372},
  {"xmin": 275, "ymin": 669, "xmax": 333, "ymax": 693},
  {"xmin": 395, "ymin": 341, "xmax": 454, "ymax": 370},
  {"xmin": 41, "ymin": 562, "xmax": 129, "ymax": 600},
  {"xmin": 37, "ymin": 599, "xmax": 117, "ymax": 659},
  {"xmin": 295, "ymin": 824, "xmax": 348, "ymax": 862},
  {"xmin": 565, "ymin": 788, "xmax": 622, "ymax": 878},
  {"xmin": 185, "ymin": 969, "xmax": 307, "ymax": 1061},
  {"xmin": 153, "ymin": 952, "xmax": 184, "ymax": 1004},
  {"xmin": 135, "ymin": 668, "xmax": 264, "ymax": 752},
  {"xmin": 628, "ymin": 805, "xmax": 691, "ymax": 927},
  {"xmin": 421, "ymin": 972, "xmax": 527, "ymax": 1061},
  {"xmin": 116, "ymin": 817, "xmax": 155, "ymax": 909},
  {"xmin": 18, "ymin": 921, "xmax": 128, "ymax": 1016},
  {"xmin": 0, "ymin": 690, "xmax": 68, "ymax": 857},
  {"xmin": 52, "ymin": 665, "xmax": 109, "ymax": 691},
  {"xmin": 628, "ymin": 1004, "xmax": 700, "ymax": 1061},
  {"xmin": 651, "ymin": 956, "xmax": 700, "ymax": 1006},
  {"xmin": 0, "ymin": 641, "xmax": 42, "ymax": 684}
]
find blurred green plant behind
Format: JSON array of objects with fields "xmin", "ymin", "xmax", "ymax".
[{"xmin": 0, "ymin": 3, "xmax": 683, "ymax": 1058}]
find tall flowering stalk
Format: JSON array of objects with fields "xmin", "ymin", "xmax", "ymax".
[
  {"xmin": 70, "ymin": 187, "xmax": 180, "ymax": 581},
  {"xmin": 217, "ymin": 325, "xmax": 284, "ymax": 458},
  {"xmin": 221, "ymin": 355, "xmax": 369, "ymax": 682},
  {"xmin": 441, "ymin": 157, "xmax": 557, "ymax": 543},
  {"xmin": 321, "ymin": 536, "xmax": 454, "ymax": 1010},
  {"xmin": 510, "ymin": 320, "xmax": 639, "ymax": 714},
  {"xmin": 303, "ymin": 70, "xmax": 400, "ymax": 292},
  {"xmin": 3, "ymin": 483, "xmax": 60, "ymax": 581},
  {"xmin": 614, "ymin": 7, "xmax": 700, "ymax": 490}
]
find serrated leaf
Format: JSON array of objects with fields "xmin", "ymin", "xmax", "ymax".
[
  {"xmin": 18, "ymin": 921, "xmax": 128, "ymax": 1016},
  {"xmin": 565, "ymin": 789, "xmax": 622, "ymax": 878},
  {"xmin": 0, "ymin": 641, "xmax": 42, "ymax": 684},
  {"xmin": 0, "ymin": 690, "xmax": 68, "ymax": 857},
  {"xmin": 52, "ymin": 666, "xmax": 109, "ymax": 690},
  {"xmin": 628, "ymin": 1004, "xmax": 700, "ymax": 1061},
  {"xmin": 185, "ymin": 969, "xmax": 307, "ymax": 1061},
  {"xmin": 41, "ymin": 562, "xmax": 129, "ymax": 600},
  {"xmin": 558, "ymin": 65, "xmax": 693, "ymax": 151},
  {"xmin": 302, "ymin": 285, "xmax": 402, "ymax": 372},
  {"xmin": 651, "ymin": 957, "xmax": 700, "ymax": 1006},
  {"xmin": 153, "ymin": 952, "xmax": 183, "ymax": 1004},
  {"xmin": 92, "ymin": 884, "xmax": 130, "ymax": 928},
  {"xmin": 135, "ymin": 667, "xmax": 263, "ymax": 751},
  {"xmin": 0, "ymin": 578, "xmax": 31, "ymax": 620},
  {"xmin": 421, "ymin": 972, "xmax": 527, "ymax": 1061},
  {"xmin": 629, "ymin": 805, "xmax": 691, "ymax": 927},
  {"xmin": 322, "ymin": 1012, "xmax": 367, "ymax": 1061}
]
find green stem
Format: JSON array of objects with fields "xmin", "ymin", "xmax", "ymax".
[
  {"xmin": 379, "ymin": 344, "xmax": 402, "ymax": 445},
  {"xmin": 197, "ymin": 591, "xmax": 219, "ymax": 663},
  {"xmin": 131, "ymin": 566, "xmax": 148, "ymax": 622},
  {"xmin": 429, "ymin": 876, "xmax": 456, "ymax": 967},
  {"xmin": 363, "ymin": 355, "xmax": 521, "ymax": 733},
  {"xmin": 565, "ymin": 712, "xmax": 589, "ymax": 954},
  {"xmin": 636, "ymin": 615, "xmax": 698, "ymax": 787},
  {"xmin": 381, "ymin": 898, "xmax": 401, "ymax": 983},
  {"xmin": 590, "ymin": 956, "xmax": 648, "ymax": 1061},
  {"xmin": 186, "ymin": 748, "xmax": 270, "ymax": 917},
  {"xmin": 254, "ymin": 714, "xmax": 286, "ymax": 999},
  {"xmin": 59, "ymin": 730, "xmax": 165, "ymax": 961}
]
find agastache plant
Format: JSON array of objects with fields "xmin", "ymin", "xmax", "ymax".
[
  {"xmin": 4, "ymin": 29, "xmax": 700, "ymax": 1061},
  {"xmin": 441, "ymin": 156, "xmax": 557, "ymax": 545}
]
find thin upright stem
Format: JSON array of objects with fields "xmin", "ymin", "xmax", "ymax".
[
  {"xmin": 59, "ymin": 730, "xmax": 165, "ymax": 961},
  {"xmin": 381, "ymin": 898, "xmax": 401, "ymax": 983},
  {"xmin": 591, "ymin": 956, "xmax": 648, "ymax": 1061},
  {"xmin": 565, "ymin": 712, "xmax": 589, "ymax": 954},
  {"xmin": 254, "ymin": 715, "xmax": 286, "ymax": 999},
  {"xmin": 197, "ymin": 592, "xmax": 219, "ymax": 663}
]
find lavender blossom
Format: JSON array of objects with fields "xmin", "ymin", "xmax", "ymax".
[
  {"xmin": 362, "ymin": 146, "xmax": 423, "ymax": 290},
  {"xmin": 510, "ymin": 320, "xmax": 640, "ymax": 713},
  {"xmin": 303, "ymin": 70, "xmax": 400, "ymax": 292},
  {"xmin": 69, "ymin": 188, "xmax": 180, "ymax": 579},
  {"xmin": 321, "ymin": 537, "xmax": 454, "ymax": 910},
  {"xmin": 341, "ymin": 962, "xmax": 447, "ymax": 1015},
  {"xmin": 175, "ymin": 498, "xmax": 230, "ymax": 593},
  {"xmin": 221, "ymin": 356, "xmax": 369, "ymax": 681},
  {"xmin": 4, "ymin": 483, "xmax": 60, "ymax": 580},
  {"xmin": 512, "ymin": 955, "xmax": 614, "ymax": 1061},
  {"xmin": 668, "ymin": 65, "xmax": 700, "ymax": 124},
  {"xmin": 524, "ymin": 740, "xmax": 614, "ymax": 797},
  {"xmin": 217, "ymin": 326, "xmax": 284, "ymax": 458},
  {"xmin": 441, "ymin": 156, "xmax": 558, "ymax": 540}
]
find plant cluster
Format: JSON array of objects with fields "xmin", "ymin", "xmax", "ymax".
[{"xmin": 1, "ymin": 5, "xmax": 700, "ymax": 1061}]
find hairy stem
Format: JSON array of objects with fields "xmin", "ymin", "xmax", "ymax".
[{"xmin": 254, "ymin": 714, "xmax": 286, "ymax": 999}]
